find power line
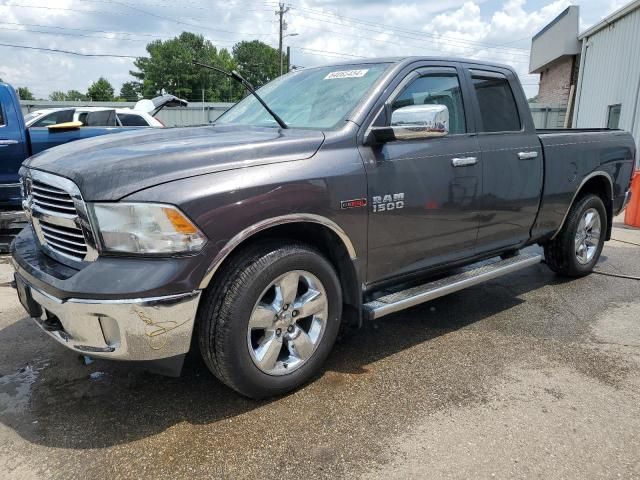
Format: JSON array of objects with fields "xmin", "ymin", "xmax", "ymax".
[
  {"xmin": 283, "ymin": 16, "xmax": 530, "ymax": 64},
  {"xmin": 0, "ymin": 21, "xmax": 174, "ymax": 40},
  {"xmin": 0, "ymin": 36, "xmax": 361, "ymax": 63},
  {"xmin": 1, "ymin": 2, "xmax": 276, "ymax": 39},
  {"xmin": 290, "ymin": 45, "xmax": 365, "ymax": 59},
  {"xmin": 0, "ymin": 25, "xmax": 158, "ymax": 43},
  {"xmin": 281, "ymin": 2, "xmax": 532, "ymax": 55},
  {"xmin": 0, "ymin": 42, "xmax": 138, "ymax": 58},
  {"xmin": 0, "ymin": 23, "xmax": 265, "ymax": 50}
]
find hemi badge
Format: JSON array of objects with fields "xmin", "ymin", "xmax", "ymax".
[{"xmin": 341, "ymin": 198, "xmax": 367, "ymax": 209}]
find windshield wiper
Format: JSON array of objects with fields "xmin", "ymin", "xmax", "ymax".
[{"xmin": 193, "ymin": 61, "xmax": 288, "ymax": 129}]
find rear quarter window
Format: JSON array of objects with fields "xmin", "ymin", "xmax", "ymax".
[{"xmin": 471, "ymin": 71, "xmax": 521, "ymax": 133}]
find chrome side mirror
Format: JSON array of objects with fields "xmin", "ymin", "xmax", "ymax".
[{"xmin": 369, "ymin": 104, "xmax": 449, "ymax": 143}]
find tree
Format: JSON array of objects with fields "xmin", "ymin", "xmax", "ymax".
[
  {"xmin": 87, "ymin": 77, "xmax": 115, "ymax": 101},
  {"xmin": 232, "ymin": 40, "xmax": 283, "ymax": 89},
  {"xmin": 49, "ymin": 90, "xmax": 87, "ymax": 101},
  {"xmin": 66, "ymin": 90, "xmax": 87, "ymax": 101},
  {"xmin": 119, "ymin": 81, "xmax": 141, "ymax": 101},
  {"xmin": 17, "ymin": 87, "xmax": 35, "ymax": 100},
  {"xmin": 49, "ymin": 91, "xmax": 66, "ymax": 101},
  {"xmin": 131, "ymin": 32, "xmax": 237, "ymax": 102}
]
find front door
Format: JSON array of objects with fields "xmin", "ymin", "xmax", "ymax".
[{"xmin": 360, "ymin": 66, "xmax": 482, "ymax": 284}]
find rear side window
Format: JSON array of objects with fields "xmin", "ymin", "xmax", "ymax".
[
  {"xmin": 118, "ymin": 113, "xmax": 149, "ymax": 126},
  {"xmin": 392, "ymin": 72, "xmax": 467, "ymax": 134},
  {"xmin": 33, "ymin": 109, "xmax": 75, "ymax": 127},
  {"xmin": 85, "ymin": 110, "xmax": 117, "ymax": 127},
  {"xmin": 471, "ymin": 72, "xmax": 521, "ymax": 132}
]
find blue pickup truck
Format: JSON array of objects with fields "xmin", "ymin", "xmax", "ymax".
[{"xmin": 0, "ymin": 82, "xmax": 183, "ymax": 249}]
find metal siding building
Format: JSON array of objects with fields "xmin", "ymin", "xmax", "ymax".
[{"xmin": 573, "ymin": 0, "xmax": 640, "ymax": 164}]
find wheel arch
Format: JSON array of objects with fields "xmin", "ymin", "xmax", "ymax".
[
  {"xmin": 552, "ymin": 171, "xmax": 614, "ymax": 241},
  {"xmin": 198, "ymin": 214, "xmax": 362, "ymax": 324}
]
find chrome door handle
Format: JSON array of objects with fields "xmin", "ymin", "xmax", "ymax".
[
  {"xmin": 451, "ymin": 156, "xmax": 478, "ymax": 167},
  {"xmin": 0, "ymin": 140, "xmax": 19, "ymax": 146},
  {"xmin": 518, "ymin": 151, "xmax": 538, "ymax": 160}
]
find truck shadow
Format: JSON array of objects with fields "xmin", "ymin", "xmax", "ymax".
[{"xmin": 0, "ymin": 264, "xmax": 570, "ymax": 450}]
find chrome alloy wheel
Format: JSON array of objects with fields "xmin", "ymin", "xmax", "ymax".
[
  {"xmin": 247, "ymin": 270, "xmax": 328, "ymax": 376},
  {"xmin": 575, "ymin": 207, "xmax": 602, "ymax": 265}
]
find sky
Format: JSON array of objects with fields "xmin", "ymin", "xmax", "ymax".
[{"xmin": 0, "ymin": 0, "xmax": 631, "ymax": 100}]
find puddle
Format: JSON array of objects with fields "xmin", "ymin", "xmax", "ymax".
[{"xmin": 0, "ymin": 362, "xmax": 48, "ymax": 415}]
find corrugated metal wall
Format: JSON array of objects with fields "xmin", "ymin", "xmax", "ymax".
[
  {"xmin": 20, "ymin": 101, "xmax": 234, "ymax": 127},
  {"xmin": 529, "ymin": 104, "xmax": 567, "ymax": 128},
  {"xmin": 574, "ymin": 5, "xmax": 640, "ymax": 165}
]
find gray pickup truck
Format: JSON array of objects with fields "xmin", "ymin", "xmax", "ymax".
[{"xmin": 10, "ymin": 57, "xmax": 635, "ymax": 399}]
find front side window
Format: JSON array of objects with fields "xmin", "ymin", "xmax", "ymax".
[
  {"xmin": 33, "ymin": 109, "xmax": 75, "ymax": 127},
  {"xmin": 471, "ymin": 72, "xmax": 521, "ymax": 133},
  {"xmin": 607, "ymin": 104, "xmax": 621, "ymax": 129},
  {"xmin": 216, "ymin": 63, "xmax": 390, "ymax": 129},
  {"xmin": 392, "ymin": 72, "xmax": 467, "ymax": 134}
]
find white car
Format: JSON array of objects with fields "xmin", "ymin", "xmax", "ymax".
[{"xmin": 24, "ymin": 95, "xmax": 187, "ymax": 128}]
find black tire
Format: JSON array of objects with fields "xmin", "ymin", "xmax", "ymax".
[
  {"xmin": 544, "ymin": 193, "xmax": 607, "ymax": 277},
  {"xmin": 197, "ymin": 241, "xmax": 342, "ymax": 399}
]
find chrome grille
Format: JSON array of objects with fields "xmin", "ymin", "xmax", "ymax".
[
  {"xmin": 23, "ymin": 170, "xmax": 98, "ymax": 263},
  {"xmin": 39, "ymin": 220, "xmax": 89, "ymax": 259},
  {"xmin": 31, "ymin": 181, "xmax": 77, "ymax": 215}
]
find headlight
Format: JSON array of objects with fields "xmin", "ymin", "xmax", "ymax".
[{"xmin": 90, "ymin": 203, "xmax": 206, "ymax": 255}]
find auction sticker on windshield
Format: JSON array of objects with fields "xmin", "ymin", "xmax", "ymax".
[{"xmin": 324, "ymin": 69, "xmax": 369, "ymax": 80}]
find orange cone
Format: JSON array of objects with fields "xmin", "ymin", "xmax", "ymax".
[{"xmin": 625, "ymin": 170, "xmax": 640, "ymax": 227}]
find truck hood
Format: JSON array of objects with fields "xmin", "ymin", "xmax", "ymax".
[{"xmin": 24, "ymin": 125, "xmax": 325, "ymax": 200}]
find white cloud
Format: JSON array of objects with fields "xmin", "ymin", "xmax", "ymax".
[{"xmin": 0, "ymin": 0, "xmax": 625, "ymax": 100}]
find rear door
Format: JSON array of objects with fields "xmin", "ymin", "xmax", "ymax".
[
  {"xmin": 0, "ymin": 86, "xmax": 29, "ymax": 207},
  {"xmin": 464, "ymin": 66, "xmax": 543, "ymax": 252}
]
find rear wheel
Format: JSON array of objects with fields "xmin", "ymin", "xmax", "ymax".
[
  {"xmin": 544, "ymin": 193, "xmax": 607, "ymax": 277},
  {"xmin": 198, "ymin": 242, "xmax": 342, "ymax": 399}
]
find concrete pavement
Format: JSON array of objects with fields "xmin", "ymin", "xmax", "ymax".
[{"xmin": 0, "ymin": 221, "xmax": 639, "ymax": 479}]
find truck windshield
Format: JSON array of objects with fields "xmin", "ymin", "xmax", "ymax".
[{"xmin": 216, "ymin": 63, "xmax": 390, "ymax": 129}]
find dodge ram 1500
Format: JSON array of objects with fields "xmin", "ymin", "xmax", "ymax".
[{"xmin": 10, "ymin": 57, "xmax": 635, "ymax": 398}]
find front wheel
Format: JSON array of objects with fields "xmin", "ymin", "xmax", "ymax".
[
  {"xmin": 544, "ymin": 193, "xmax": 607, "ymax": 277},
  {"xmin": 198, "ymin": 242, "xmax": 342, "ymax": 399}
]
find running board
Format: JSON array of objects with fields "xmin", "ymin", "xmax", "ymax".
[{"xmin": 363, "ymin": 253, "xmax": 543, "ymax": 320}]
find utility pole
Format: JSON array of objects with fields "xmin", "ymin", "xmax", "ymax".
[
  {"xmin": 287, "ymin": 46, "xmax": 291, "ymax": 73},
  {"xmin": 276, "ymin": 2, "xmax": 290, "ymax": 76}
]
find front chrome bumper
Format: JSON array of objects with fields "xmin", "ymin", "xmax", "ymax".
[{"xmin": 19, "ymin": 276, "xmax": 201, "ymax": 362}]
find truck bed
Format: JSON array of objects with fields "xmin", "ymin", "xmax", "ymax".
[{"xmin": 531, "ymin": 128, "xmax": 636, "ymax": 240}]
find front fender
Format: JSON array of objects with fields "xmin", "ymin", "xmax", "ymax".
[{"xmin": 123, "ymin": 150, "xmax": 368, "ymax": 290}]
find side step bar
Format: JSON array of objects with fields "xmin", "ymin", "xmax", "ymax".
[{"xmin": 363, "ymin": 253, "xmax": 543, "ymax": 320}]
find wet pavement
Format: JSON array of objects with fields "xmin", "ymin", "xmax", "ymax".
[{"xmin": 0, "ymin": 221, "xmax": 639, "ymax": 479}]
